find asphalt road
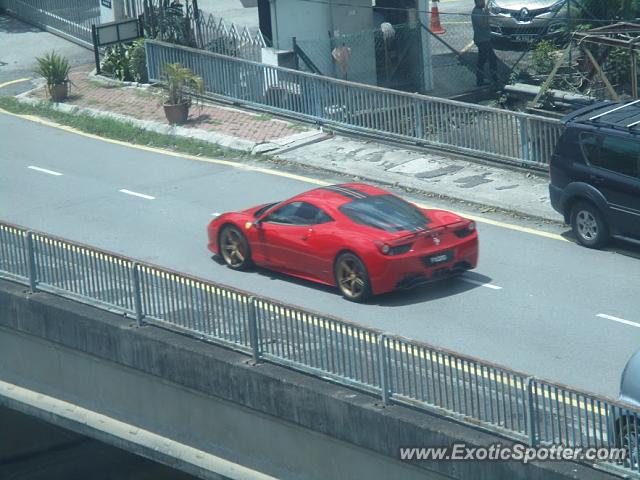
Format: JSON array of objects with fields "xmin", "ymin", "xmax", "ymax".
[{"xmin": 1, "ymin": 112, "xmax": 639, "ymax": 399}]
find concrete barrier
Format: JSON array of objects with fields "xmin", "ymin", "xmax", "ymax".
[{"xmin": 0, "ymin": 279, "xmax": 620, "ymax": 480}]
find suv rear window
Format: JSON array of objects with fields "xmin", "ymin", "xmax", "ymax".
[
  {"xmin": 580, "ymin": 133, "xmax": 640, "ymax": 179},
  {"xmin": 339, "ymin": 195, "xmax": 430, "ymax": 232}
]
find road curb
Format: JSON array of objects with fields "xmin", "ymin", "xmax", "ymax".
[{"xmin": 10, "ymin": 91, "xmax": 564, "ymax": 225}]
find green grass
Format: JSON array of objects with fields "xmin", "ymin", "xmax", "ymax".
[
  {"xmin": 254, "ymin": 113, "xmax": 273, "ymax": 121},
  {"xmin": 0, "ymin": 96, "xmax": 248, "ymax": 159}
]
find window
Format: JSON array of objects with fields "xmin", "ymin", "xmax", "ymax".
[
  {"xmin": 580, "ymin": 133, "xmax": 640, "ymax": 179},
  {"xmin": 339, "ymin": 195, "xmax": 430, "ymax": 232},
  {"xmin": 264, "ymin": 201, "xmax": 333, "ymax": 225},
  {"xmin": 254, "ymin": 202, "xmax": 280, "ymax": 218}
]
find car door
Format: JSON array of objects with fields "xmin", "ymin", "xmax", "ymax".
[
  {"xmin": 585, "ymin": 134, "xmax": 640, "ymax": 238},
  {"xmin": 256, "ymin": 201, "xmax": 334, "ymax": 278}
]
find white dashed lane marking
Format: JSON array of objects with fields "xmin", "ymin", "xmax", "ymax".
[
  {"xmin": 119, "ymin": 189, "xmax": 155, "ymax": 200},
  {"xmin": 28, "ymin": 166, "xmax": 62, "ymax": 176},
  {"xmin": 460, "ymin": 277, "xmax": 503, "ymax": 290},
  {"xmin": 597, "ymin": 313, "xmax": 639, "ymax": 328}
]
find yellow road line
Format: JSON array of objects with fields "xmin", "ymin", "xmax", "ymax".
[
  {"xmin": 0, "ymin": 78, "xmax": 30, "ymax": 89},
  {"xmin": 460, "ymin": 41, "xmax": 475, "ymax": 53},
  {"xmin": 0, "ymin": 107, "xmax": 566, "ymax": 242}
]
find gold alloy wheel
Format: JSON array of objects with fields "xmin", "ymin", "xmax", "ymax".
[
  {"xmin": 220, "ymin": 228, "xmax": 247, "ymax": 268},
  {"xmin": 336, "ymin": 257, "xmax": 367, "ymax": 299}
]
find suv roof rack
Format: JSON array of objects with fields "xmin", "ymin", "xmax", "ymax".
[{"xmin": 589, "ymin": 100, "xmax": 640, "ymax": 121}]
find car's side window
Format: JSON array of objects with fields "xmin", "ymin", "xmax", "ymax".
[
  {"xmin": 579, "ymin": 132, "xmax": 600, "ymax": 165},
  {"xmin": 599, "ymin": 137, "xmax": 640, "ymax": 180},
  {"xmin": 581, "ymin": 132, "xmax": 640, "ymax": 179},
  {"xmin": 264, "ymin": 201, "xmax": 333, "ymax": 226}
]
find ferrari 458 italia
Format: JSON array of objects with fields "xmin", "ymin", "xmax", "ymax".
[{"xmin": 207, "ymin": 183, "xmax": 479, "ymax": 302}]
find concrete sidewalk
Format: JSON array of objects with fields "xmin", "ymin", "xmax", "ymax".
[{"xmin": 20, "ymin": 65, "xmax": 562, "ymax": 223}]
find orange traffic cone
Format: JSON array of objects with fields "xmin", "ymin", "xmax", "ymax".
[{"xmin": 429, "ymin": 0, "xmax": 446, "ymax": 35}]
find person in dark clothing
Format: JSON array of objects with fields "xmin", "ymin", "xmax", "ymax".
[{"xmin": 472, "ymin": 0, "xmax": 498, "ymax": 86}]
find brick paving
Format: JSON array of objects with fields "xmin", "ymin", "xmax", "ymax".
[{"xmin": 27, "ymin": 65, "xmax": 305, "ymax": 143}]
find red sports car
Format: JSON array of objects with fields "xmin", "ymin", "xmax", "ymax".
[{"xmin": 207, "ymin": 183, "xmax": 479, "ymax": 302}]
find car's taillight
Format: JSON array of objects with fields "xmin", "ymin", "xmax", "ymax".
[
  {"xmin": 375, "ymin": 241, "xmax": 413, "ymax": 255},
  {"xmin": 454, "ymin": 221, "xmax": 476, "ymax": 238}
]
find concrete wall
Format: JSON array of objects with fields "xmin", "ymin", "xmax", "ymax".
[
  {"xmin": 0, "ymin": 279, "xmax": 620, "ymax": 480},
  {"xmin": 271, "ymin": 0, "xmax": 377, "ymax": 84}
]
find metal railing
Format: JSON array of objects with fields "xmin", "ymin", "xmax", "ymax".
[
  {"xmin": 145, "ymin": 40, "xmax": 563, "ymax": 169},
  {"xmin": 1, "ymin": 0, "xmax": 100, "ymax": 47},
  {"xmin": 1, "ymin": 220, "xmax": 638, "ymax": 476}
]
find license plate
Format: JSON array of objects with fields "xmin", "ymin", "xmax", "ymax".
[
  {"xmin": 513, "ymin": 35, "xmax": 534, "ymax": 42},
  {"xmin": 429, "ymin": 254, "xmax": 450, "ymax": 264}
]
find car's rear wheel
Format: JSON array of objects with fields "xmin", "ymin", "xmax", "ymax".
[
  {"xmin": 334, "ymin": 253, "xmax": 371, "ymax": 302},
  {"xmin": 219, "ymin": 225, "xmax": 252, "ymax": 270},
  {"xmin": 571, "ymin": 201, "xmax": 609, "ymax": 249}
]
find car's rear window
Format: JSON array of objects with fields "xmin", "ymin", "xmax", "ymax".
[{"xmin": 339, "ymin": 195, "xmax": 430, "ymax": 232}]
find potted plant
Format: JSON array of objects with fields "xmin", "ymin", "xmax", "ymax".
[
  {"xmin": 162, "ymin": 62, "xmax": 204, "ymax": 124},
  {"xmin": 34, "ymin": 51, "xmax": 71, "ymax": 102}
]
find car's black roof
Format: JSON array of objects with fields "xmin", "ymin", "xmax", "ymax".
[{"xmin": 563, "ymin": 100, "xmax": 640, "ymax": 135}]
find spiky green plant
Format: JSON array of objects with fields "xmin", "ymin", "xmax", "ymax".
[
  {"xmin": 34, "ymin": 51, "xmax": 71, "ymax": 86},
  {"xmin": 162, "ymin": 62, "xmax": 204, "ymax": 105}
]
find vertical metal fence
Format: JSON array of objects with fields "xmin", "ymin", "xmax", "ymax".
[
  {"xmin": 1, "ymin": 0, "xmax": 100, "ymax": 46},
  {"xmin": 0, "ymin": 220, "xmax": 638, "ymax": 477},
  {"xmin": 145, "ymin": 40, "xmax": 563, "ymax": 169}
]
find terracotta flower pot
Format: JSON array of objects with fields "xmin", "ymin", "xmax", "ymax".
[
  {"xmin": 163, "ymin": 102, "xmax": 190, "ymax": 125},
  {"xmin": 48, "ymin": 82, "xmax": 69, "ymax": 102}
]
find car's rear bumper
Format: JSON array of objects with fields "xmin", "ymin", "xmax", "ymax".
[
  {"xmin": 369, "ymin": 235, "xmax": 479, "ymax": 295},
  {"xmin": 549, "ymin": 183, "xmax": 565, "ymax": 217}
]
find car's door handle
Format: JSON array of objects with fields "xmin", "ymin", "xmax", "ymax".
[{"xmin": 301, "ymin": 228, "xmax": 314, "ymax": 240}]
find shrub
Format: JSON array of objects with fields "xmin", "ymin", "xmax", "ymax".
[
  {"xmin": 100, "ymin": 40, "xmax": 147, "ymax": 83},
  {"xmin": 532, "ymin": 40, "xmax": 559, "ymax": 76},
  {"xmin": 34, "ymin": 51, "xmax": 70, "ymax": 86}
]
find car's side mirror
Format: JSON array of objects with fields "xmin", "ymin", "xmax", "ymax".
[{"xmin": 245, "ymin": 219, "xmax": 262, "ymax": 230}]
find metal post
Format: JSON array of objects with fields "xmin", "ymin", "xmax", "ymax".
[
  {"xmin": 130, "ymin": 262, "xmax": 143, "ymax": 326},
  {"xmin": 377, "ymin": 334, "xmax": 391, "ymax": 405},
  {"xmin": 414, "ymin": 101, "xmax": 424, "ymax": 139},
  {"xmin": 25, "ymin": 231, "xmax": 37, "ymax": 293},
  {"xmin": 91, "ymin": 24, "xmax": 101, "ymax": 75},
  {"xmin": 248, "ymin": 296, "xmax": 261, "ymax": 363},
  {"xmin": 519, "ymin": 118, "xmax": 530, "ymax": 162},
  {"xmin": 526, "ymin": 377, "xmax": 537, "ymax": 447}
]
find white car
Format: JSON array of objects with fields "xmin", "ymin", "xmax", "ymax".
[{"xmin": 487, "ymin": 0, "xmax": 568, "ymax": 43}]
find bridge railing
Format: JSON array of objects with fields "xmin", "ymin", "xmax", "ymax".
[
  {"xmin": 145, "ymin": 39, "xmax": 563, "ymax": 170},
  {"xmin": 0, "ymin": 220, "xmax": 637, "ymax": 476}
]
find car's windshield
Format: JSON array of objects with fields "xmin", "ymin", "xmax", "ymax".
[{"xmin": 339, "ymin": 194, "xmax": 430, "ymax": 232}]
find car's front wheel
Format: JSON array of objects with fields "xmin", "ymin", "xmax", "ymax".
[
  {"xmin": 219, "ymin": 225, "xmax": 253, "ymax": 270},
  {"xmin": 570, "ymin": 201, "xmax": 609, "ymax": 249},
  {"xmin": 334, "ymin": 252, "xmax": 372, "ymax": 302}
]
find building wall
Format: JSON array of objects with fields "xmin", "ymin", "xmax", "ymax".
[{"xmin": 271, "ymin": 0, "xmax": 377, "ymax": 84}]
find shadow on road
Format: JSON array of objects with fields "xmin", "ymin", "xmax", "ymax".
[
  {"xmin": 560, "ymin": 229, "xmax": 640, "ymax": 260},
  {"xmin": 0, "ymin": 13, "xmax": 41, "ymax": 34},
  {"xmin": 211, "ymin": 255, "xmax": 489, "ymax": 306}
]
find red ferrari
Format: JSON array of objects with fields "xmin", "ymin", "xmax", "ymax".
[{"xmin": 207, "ymin": 183, "xmax": 479, "ymax": 302}]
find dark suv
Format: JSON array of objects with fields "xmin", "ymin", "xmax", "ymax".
[{"xmin": 549, "ymin": 101, "xmax": 640, "ymax": 248}]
